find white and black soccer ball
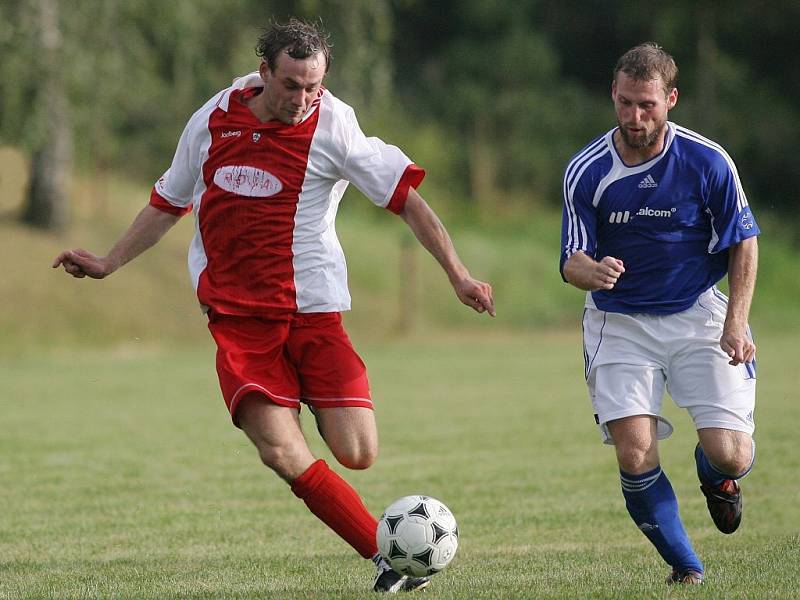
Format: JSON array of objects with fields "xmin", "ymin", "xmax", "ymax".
[{"xmin": 376, "ymin": 495, "xmax": 459, "ymax": 577}]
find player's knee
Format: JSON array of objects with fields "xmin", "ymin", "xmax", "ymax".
[
  {"xmin": 256, "ymin": 444, "xmax": 286, "ymax": 471},
  {"xmin": 616, "ymin": 444, "xmax": 657, "ymax": 474},
  {"xmin": 702, "ymin": 435, "xmax": 754, "ymax": 478},
  {"xmin": 332, "ymin": 444, "xmax": 377, "ymax": 470},
  {"xmin": 713, "ymin": 446, "xmax": 753, "ymax": 478},
  {"xmin": 256, "ymin": 443, "xmax": 303, "ymax": 480}
]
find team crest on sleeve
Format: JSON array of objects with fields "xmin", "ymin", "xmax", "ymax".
[
  {"xmin": 740, "ymin": 210, "xmax": 754, "ymax": 230},
  {"xmin": 213, "ymin": 165, "xmax": 283, "ymax": 197}
]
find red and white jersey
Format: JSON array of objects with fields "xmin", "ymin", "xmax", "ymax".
[{"xmin": 150, "ymin": 76, "xmax": 424, "ymax": 316}]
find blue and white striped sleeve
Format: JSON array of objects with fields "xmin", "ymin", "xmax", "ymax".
[
  {"xmin": 704, "ymin": 150, "xmax": 760, "ymax": 253},
  {"xmin": 560, "ymin": 150, "xmax": 599, "ymax": 281}
]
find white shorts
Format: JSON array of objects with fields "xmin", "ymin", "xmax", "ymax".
[{"xmin": 582, "ymin": 287, "xmax": 756, "ymax": 445}]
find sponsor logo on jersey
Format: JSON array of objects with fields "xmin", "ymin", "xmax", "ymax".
[
  {"xmin": 221, "ymin": 130, "xmax": 241, "ymax": 138},
  {"xmin": 213, "ymin": 165, "xmax": 283, "ymax": 197},
  {"xmin": 637, "ymin": 206, "xmax": 676, "ymax": 218},
  {"xmin": 609, "ymin": 207, "xmax": 676, "ymax": 223},
  {"xmin": 638, "ymin": 174, "xmax": 658, "ymax": 188}
]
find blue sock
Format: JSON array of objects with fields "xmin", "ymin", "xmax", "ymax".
[
  {"xmin": 620, "ymin": 466, "xmax": 703, "ymax": 574},
  {"xmin": 695, "ymin": 440, "xmax": 756, "ymax": 486}
]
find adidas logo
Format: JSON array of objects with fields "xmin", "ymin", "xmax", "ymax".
[
  {"xmin": 638, "ymin": 174, "xmax": 658, "ymax": 188},
  {"xmin": 609, "ymin": 210, "xmax": 630, "ymax": 224},
  {"xmin": 638, "ymin": 522, "xmax": 659, "ymax": 532}
]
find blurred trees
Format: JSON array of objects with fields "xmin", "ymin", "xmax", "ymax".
[
  {"xmin": 393, "ymin": 0, "xmax": 800, "ymax": 219},
  {"xmin": 3, "ymin": 0, "xmax": 71, "ymax": 229},
  {"xmin": 0, "ymin": 0, "xmax": 797, "ymax": 228}
]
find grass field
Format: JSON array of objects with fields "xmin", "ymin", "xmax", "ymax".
[{"xmin": 2, "ymin": 329, "xmax": 798, "ymax": 599}]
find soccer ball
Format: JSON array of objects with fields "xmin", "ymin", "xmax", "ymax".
[{"xmin": 376, "ymin": 495, "xmax": 459, "ymax": 577}]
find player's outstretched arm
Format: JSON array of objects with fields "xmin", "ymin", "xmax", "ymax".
[
  {"xmin": 720, "ymin": 236, "xmax": 758, "ymax": 365},
  {"xmin": 563, "ymin": 251, "xmax": 625, "ymax": 291},
  {"xmin": 398, "ymin": 188, "xmax": 495, "ymax": 317},
  {"xmin": 52, "ymin": 205, "xmax": 181, "ymax": 279}
]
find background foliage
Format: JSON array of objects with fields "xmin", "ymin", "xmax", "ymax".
[{"xmin": 1, "ymin": 0, "xmax": 798, "ymax": 224}]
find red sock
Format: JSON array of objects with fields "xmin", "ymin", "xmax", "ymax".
[{"xmin": 291, "ymin": 459, "xmax": 378, "ymax": 559}]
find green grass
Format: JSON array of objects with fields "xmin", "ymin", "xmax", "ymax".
[
  {"xmin": 2, "ymin": 151, "xmax": 799, "ymax": 597},
  {"xmin": 1, "ymin": 330, "xmax": 798, "ymax": 598}
]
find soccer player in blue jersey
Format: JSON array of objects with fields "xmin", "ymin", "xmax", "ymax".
[{"xmin": 560, "ymin": 43, "xmax": 759, "ymax": 585}]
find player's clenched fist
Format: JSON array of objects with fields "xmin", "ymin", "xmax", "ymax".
[
  {"xmin": 562, "ymin": 251, "xmax": 625, "ymax": 292},
  {"xmin": 594, "ymin": 256, "xmax": 625, "ymax": 290}
]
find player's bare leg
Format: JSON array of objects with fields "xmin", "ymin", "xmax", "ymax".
[
  {"xmin": 237, "ymin": 393, "xmax": 315, "ymax": 480},
  {"xmin": 314, "ymin": 406, "xmax": 378, "ymax": 470},
  {"xmin": 695, "ymin": 427, "xmax": 754, "ymax": 534},
  {"xmin": 696, "ymin": 428, "xmax": 753, "ymax": 476},
  {"xmin": 608, "ymin": 415, "xmax": 660, "ymax": 474},
  {"xmin": 607, "ymin": 415, "xmax": 704, "ymax": 583}
]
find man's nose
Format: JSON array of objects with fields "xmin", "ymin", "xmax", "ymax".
[{"xmin": 292, "ymin": 89, "xmax": 309, "ymax": 107}]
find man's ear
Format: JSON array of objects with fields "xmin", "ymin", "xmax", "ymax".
[
  {"xmin": 667, "ymin": 87, "xmax": 678, "ymax": 110},
  {"xmin": 259, "ymin": 59, "xmax": 271, "ymax": 82}
]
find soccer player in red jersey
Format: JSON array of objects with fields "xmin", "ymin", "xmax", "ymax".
[{"xmin": 53, "ymin": 18, "xmax": 494, "ymax": 593}]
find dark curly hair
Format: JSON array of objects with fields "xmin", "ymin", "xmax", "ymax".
[
  {"xmin": 614, "ymin": 42, "xmax": 678, "ymax": 95},
  {"xmin": 256, "ymin": 18, "xmax": 332, "ymax": 73}
]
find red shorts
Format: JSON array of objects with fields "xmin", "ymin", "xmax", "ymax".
[{"xmin": 207, "ymin": 311, "xmax": 372, "ymax": 425}]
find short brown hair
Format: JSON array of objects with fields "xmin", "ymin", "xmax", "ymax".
[
  {"xmin": 256, "ymin": 18, "xmax": 332, "ymax": 73},
  {"xmin": 613, "ymin": 42, "xmax": 678, "ymax": 95}
]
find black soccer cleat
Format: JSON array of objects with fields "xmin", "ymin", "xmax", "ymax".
[
  {"xmin": 665, "ymin": 569, "xmax": 704, "ymax": 585},
  {"xmin": 372, "ymin": 557, "xmax": 430, "ymax": 593},
  {"xmin": 700, "ymin": 478, "xmax": 742, "ymax": 534}
]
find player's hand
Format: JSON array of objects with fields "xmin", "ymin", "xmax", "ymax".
[
  {"xmin": 589, "ymin": 256, "xmax": 625, "ymax": 290},
  {"xmin": 453, "ymin": 277, "xmax": 495, "ymax": 317},
  {"xmin": 720, "ymin": 322, "xmax": 756, "ymax": 366},
  {"xmin": 52, "ymin": 249, "xmax": 111, "ymax": 279}
]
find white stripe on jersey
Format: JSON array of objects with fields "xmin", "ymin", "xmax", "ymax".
[
  {"xmin": 674, "ymin": 125, "xmax": 748, "ymax": 211},
  {"xmin": 563, "ymin": 135, "xmax": 609, "ymax": 256},
  {"xmin": 187, "ymin": 119, "xmax": 212, "ymax": 291},
  {"xmin": 705, "ymin": 207, "xmax": 720, "ymax": 253}
]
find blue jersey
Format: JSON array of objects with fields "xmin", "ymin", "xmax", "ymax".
[{"xmin": 560, "ymin": 122, "xmax": 759, "ymax": 315}]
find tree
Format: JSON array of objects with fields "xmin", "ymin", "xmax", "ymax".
[{"xmin": 15, "ymin": 0, "xmax": 72, "ymax": 230}]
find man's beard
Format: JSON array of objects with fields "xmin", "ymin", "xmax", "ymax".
[{"xmin": 618, "ymin": 121, "xmax": 665, "ymax": 149}]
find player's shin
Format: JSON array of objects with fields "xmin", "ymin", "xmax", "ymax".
[
  {"xmin": 290, "ymin": 458, "xmax": 379, "ymax": 558},
  {"xmin": 620, "ymin": 467, "xmax": 703, "ymax": 574}
]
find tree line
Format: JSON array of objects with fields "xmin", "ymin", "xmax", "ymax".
[{"xmin": 1, "ymin": 0, "xmax": 797, "ymax": 231}]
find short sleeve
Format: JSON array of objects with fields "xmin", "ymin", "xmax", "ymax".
[
  {"xmin": 705, "ymin": 152, "xmax": 760, "ymax": 253},
  {"xmin": 149, "ymin": 110, "xmax": 208, "ymax": 216},
  {"xmin": 339, "ymin": 107, "xmax": 424, "ymax": 211},
  {"xmin": 560, "ymin": 167, "xmax": 598, "ymax": 280}
]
